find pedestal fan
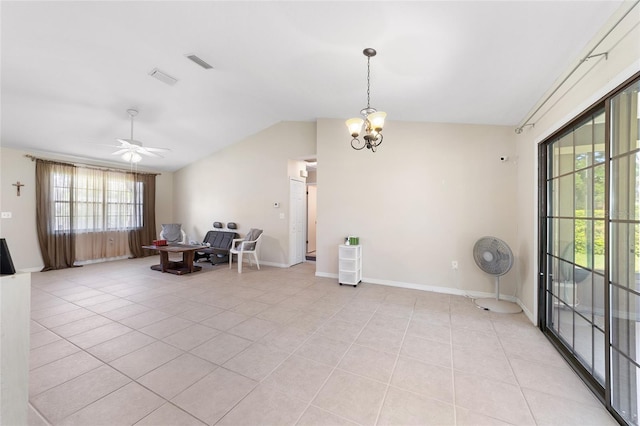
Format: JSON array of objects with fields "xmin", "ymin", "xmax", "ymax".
[{"xmin": 473, "ymin": 236, "xmax": 521, "ymax": 314}]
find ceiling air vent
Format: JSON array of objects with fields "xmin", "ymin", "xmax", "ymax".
[
  {"xmin": 148, "ymin": 68, "xmax": 178, "ymax": 86},
  {"xmin": 185, "ymin": 54, "xmax": 213, "ymax": 70}
]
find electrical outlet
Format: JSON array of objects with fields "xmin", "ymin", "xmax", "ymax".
[
  {"xmin": 451, "ymin": 261, "xmax": 458, "ymax": 270},
  {"xmin": 1, "ymin": 212, "xmax": 12, "ymax": 219}
]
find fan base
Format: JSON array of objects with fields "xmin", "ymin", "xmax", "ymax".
[{"xmin": 474, "ymin": 298, "xmax": 522, "ymax": 314}]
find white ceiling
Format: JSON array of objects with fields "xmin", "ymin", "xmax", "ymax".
[{"xmin": 1, "ymin": 1, "xmax": 624, "ymax": 171}]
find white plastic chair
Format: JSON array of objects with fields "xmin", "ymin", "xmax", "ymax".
[
  {"xmin": 229, "ymin": 229, "xmax": 263, "ymax": 273},
  {"xmin": 159, "ymin": 224, "xmax": 187, "ymax": 244}
]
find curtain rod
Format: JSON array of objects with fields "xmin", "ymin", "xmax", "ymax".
[
  {"xmin": 24, "ymin": 154, "xmax": 161, "ymax": 176},
  {"xmin": 515, "ymin": 0, "xmax": 640, "ymax": 134}
]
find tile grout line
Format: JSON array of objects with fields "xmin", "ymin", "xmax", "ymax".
[
  {"xmin": 372, "ymin": 299, "xmax": 417, "ymax": 426},
  {"xmin": 289, "ymin": 290, "xmax": 388, "ymax": 425},
  {"xmin": 213, "ymin": 288, "xmax": 370, "ymax": 425},
  {"xmin": 449, "ymin": 301, "xmax": 459, "ymax": 425},
  {"xmin": 33, "ymin": 265, "xmax": 282, "ymax": 425},
  {"xmin": 32, "ymin": 263, "xmax": 530, "ymax": 426},
  {"xmin": 492, "ymin": 315, "xmax": 539, "ymax": 425}
]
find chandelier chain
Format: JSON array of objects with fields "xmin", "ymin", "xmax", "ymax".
[{"xmin": 366, "ymin": 56, "xmax": 371, "ymax": 109}]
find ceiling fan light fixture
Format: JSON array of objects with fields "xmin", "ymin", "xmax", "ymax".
[
  {"xmin": 113, "ymin": 108, "xmax": 169, "ymax": 163},
  {"xmin": 122, "ymin": 151, "xmax": 142, "ymax": 163}
]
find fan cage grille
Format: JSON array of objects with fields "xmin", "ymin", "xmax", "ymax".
[{"xmin": 473, "ymin": 237, "xmax": 513, "ymax": 276}]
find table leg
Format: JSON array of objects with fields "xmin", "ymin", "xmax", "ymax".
[
  {"xmin": 159, "ymin": 251, "xmax": 169, "ymax": 273},
  {"xmin": 184, "ymin": 251, "xmax": 195, "ymax": 273}
]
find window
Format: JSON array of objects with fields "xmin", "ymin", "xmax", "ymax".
[{"xmin": 51, "ymin": 168, "xmax": 143, "ymax": 233}]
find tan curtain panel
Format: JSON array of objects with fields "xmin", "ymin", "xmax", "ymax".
[
  {"xmin": 36, "ymin": 160, "xmax": 77, "ymax": 271},
  {"xmin": 128, "ymin": 172, "xmax": 157, "ymax": 258}
]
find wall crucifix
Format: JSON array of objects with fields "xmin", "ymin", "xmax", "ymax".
[{"xmin": 12, "ymin": 181, "xmax": 25, "ymax": 196}]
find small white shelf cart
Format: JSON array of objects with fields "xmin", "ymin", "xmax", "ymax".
[{"xmin": 338, "ymin": 244, "xmax": 362, "ymax": 286}]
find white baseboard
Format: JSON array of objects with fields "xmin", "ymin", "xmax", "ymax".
[
  {"xmin": 17, "ymin": 267, "xmax": 41, "ymax": 273},
  {"xmin": 518, "ymin": 300, "xmax": 536, "ymax": 324},
  {"xmin": 316, "ymin": 272, "xmax": 518, "ymax": 301},
  {"xmin": 258, "ymin": 260, "xmax": 290, "ymax": 268},
  {"xmin": 258, "ymin": 260, "xmax": 317, "ymax": 268},
  {"xmin": 315, "ymin": 271, "xmax": 536, "ymax": 323}
]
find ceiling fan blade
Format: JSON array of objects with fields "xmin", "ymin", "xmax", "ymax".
[
  {"xmin": 143, "ymin": 147, "xmax": 171, "ymax": 153},
  {"xmin": 111, "ymin": 149, "xmax": 130, "ymax": 155},
  {"xmin": 137, "ymin": 148, "xmax": 162, "ymax": 158},
  {"xmin": 116, "ymin": 138, "xmax": 134, "ymax": 147}
]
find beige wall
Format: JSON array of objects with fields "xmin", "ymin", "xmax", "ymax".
[
  {"xmin": 172, "ymin": 121, "xmax": 316, "ymax": 266},
  {"xmin": 0, "ymin": 147, "xmax": 173, "ymax": 271},
  {"xmin": 171, "ymin": 118, "xmax": 523, "ymax": 304},
  {"xmin": 316, "ymin": 118, "xmax": 519, "ymax": 301},
  {"xmin": 515, "ymin": 4, "xmax": 640, "ymax": 321},
  {"xmin": 0, "ymin": 149, "xmax": 41, "ymax": 270}
]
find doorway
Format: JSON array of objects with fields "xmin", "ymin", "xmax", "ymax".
[
  {"xmin": 307, "ymin": 184, "xmax": 317, "ymax": 260},
  {"xmin": 289, "ymin": 178, "xmax": 306, "ymax": 266}
]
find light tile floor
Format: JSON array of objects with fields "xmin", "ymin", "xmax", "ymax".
[{"xmin": 26, "ymin": 257, "xmax": 617, "ymax": 426}]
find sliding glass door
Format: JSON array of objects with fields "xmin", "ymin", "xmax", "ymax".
[
  {"xmin": 543, "ymin": 107, "xmax": 607, "ymax": 384},
  {"xmin": 540, "ymin": 74, "xmax": 640, "ymax": 425},
  {"xmin": 609, "ymin": 79, "xmax": 640, "ymax": 424}
]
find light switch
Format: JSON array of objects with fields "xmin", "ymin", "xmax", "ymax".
[
  {"xmin": 279, "ymin": 213, "xmax": 285, "ymax": 219},
  {"xmin": 1, "ymin": 212, "xmax": 12, "ymax": 219}
]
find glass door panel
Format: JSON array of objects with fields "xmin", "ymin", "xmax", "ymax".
[
  {"xmin": 594, "ymin": 111, "xmax": 606, "ymax": 164},
  {"xmin": 575, "ymin": 116, "xmax": 594, "ymax": 169},
  {"xmin": 558, "ymin": 132, "xmax": 575, "ymax": 175},
  {"xmin": 607, "ymin": 79, "xmax": 639, "ymax": 423},
  {"xmin": 542, "ymin": 106, "xmax": 607, "ymax": 411},
  {"xmin": 575, "ymin": 168, "xmax": 593, "ymax": 216},
  {"xmin": 574, "ymin": 312, "xmax": 594, "ymax": 370}
]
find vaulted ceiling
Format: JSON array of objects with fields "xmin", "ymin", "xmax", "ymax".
[{"xmin": 1, "ymin": 1, "xmax": 623, "ymax": 171}]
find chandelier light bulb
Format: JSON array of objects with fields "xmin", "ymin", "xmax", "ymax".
[
  {"xmin": 345, "ymin": 118, "xmax": 364, "ymax": 137},
  {"xmin": 367, "ymin": 111, "xmax": 387, "ymax": 132}
]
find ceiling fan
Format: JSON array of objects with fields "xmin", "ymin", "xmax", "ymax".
[{"xmin": 112, "ymin": 108, "xmax": 170, "ymax": 163}]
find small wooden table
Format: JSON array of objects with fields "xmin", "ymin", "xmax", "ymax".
[{"xmin": 142, "ymin": 244, "xmax": 208, "ymax": 275}]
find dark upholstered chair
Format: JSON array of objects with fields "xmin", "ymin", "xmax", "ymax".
[{"xmin": 194, "ymin": 229, "xmax": 238, "ymax": 264}]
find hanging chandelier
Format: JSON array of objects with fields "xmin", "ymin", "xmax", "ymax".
[{"xmin": 345, "ymin": 48, "xmax": 387, "ymax": 152}]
